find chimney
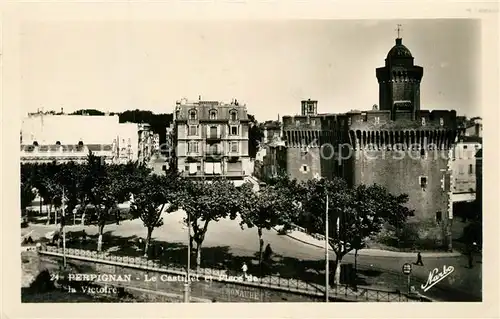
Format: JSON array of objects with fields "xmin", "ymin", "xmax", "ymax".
[{"xmin": 199, "ymin": 95, "xmax": 201, "ymax": 101}]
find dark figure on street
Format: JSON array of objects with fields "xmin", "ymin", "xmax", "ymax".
[
  {"xmin": 81, "ymin": 230, "xmax": 87, "ymax": 245},
  {"xmin": 261, "ymin": 243, "xmax": 274, "ymax": 275},
  {"xmin": 415, "ymin": 252, "xmax": 424, "ymax": 266},
  {"xmin": 52, "ymin": 232, "xmax": 60, "ymax": 247},
  {"xmin": 263, "ymin": 244, "xmax": 273, "ymax": 262},
  {"xmin": 468, "ymin": 242, "xmax": 476, "ymax": 268}
]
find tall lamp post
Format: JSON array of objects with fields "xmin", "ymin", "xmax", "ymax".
[
  {"xmin": 62, "ymin": 186, "xmax": 67, "ymax": 268},
  {"xmin": 183, "ymin": 211, "xmax": 191, "ymax": 303},
  {"xmin": 325, "ymin": 192, "xmax": 329, "ymax": 302}
]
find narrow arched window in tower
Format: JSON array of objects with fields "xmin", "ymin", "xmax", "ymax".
[{"xmin": 420, "ymin": 147, "xmax": 426, "ymax": 158}]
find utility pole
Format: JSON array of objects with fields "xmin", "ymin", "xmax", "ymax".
[
  {"xmin": 62, "ymin": 186, "xmax": 67, "ymax": 268},
  {"xmin": 184, "ymin": 212, "xmax": 191, "ymax": 303},
  {"xmin": 325, "ymin": 193, "xmax": 329, "ymax": 302}
]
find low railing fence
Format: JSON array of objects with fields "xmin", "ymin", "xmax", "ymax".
[{"xmin": 38, "ymin": 246, "xmax": 428, "ymax": 302}]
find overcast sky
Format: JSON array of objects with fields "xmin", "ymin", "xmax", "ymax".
[{"xmin": 20, "ymin": 19, "xmax": 481, "ymax": 120}]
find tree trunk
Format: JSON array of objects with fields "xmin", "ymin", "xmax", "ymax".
[
  {"xmin": 334, "ymin": 255, "xmax": 342, "ymax": 285},
  {"xmin": 55, "ymin": 208, "xmax": 58, "ymax": 225},
  {"xmin": 47, "ymin": 203, "xmax": 52, "ymax": 225},
  {"xmin": 97, "ymin": 224, "xmax": 105, "ymax": 252},
  {"xmin": 194, "ymin": 241, "xmax": 202, "ymax": 271},
  {"xmin": 144, "ymin": 227, "xmax": 153, "ymax": 257},
  {"xmin": 115, "ymin": 210, "xmax": 120, "ymax": 225},
  {"xmin": 258, "ymin": 228, "xmax": 264, "ymax": 274},
  {"xmin": 81, "ymin": 206, "xmax": 87, "ymax": 226},
  {"xmin": 258, "ymin": 228, "xmax": 263, "ymax": 264},
  {"xmin": 354, "ymin": 250, "xmax": 358, "ymax": 273}
]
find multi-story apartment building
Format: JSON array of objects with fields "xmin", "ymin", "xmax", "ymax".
[
  {"xmin": 173, "ymin": 98, "xmax": 251, "ymax": 183},
  {"xmin": 451, "ymin": 136, "xmax": 482, "ymax": 198},
  {"xmin": 20, "ymin": 113, "xmax": 138, "ymax": 164}
]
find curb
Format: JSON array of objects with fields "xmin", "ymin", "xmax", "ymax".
[{"xmin": 274, "ymin": 228, "xmax": 462, "ymax": 258}]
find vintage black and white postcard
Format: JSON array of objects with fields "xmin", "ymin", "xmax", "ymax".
[{"xmin": 1, "ymin": 1, "xmax": 499, "ymax": 318}]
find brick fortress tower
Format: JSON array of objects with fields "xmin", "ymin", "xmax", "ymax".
[
  {"xmin": 276, "ymin": 29, "xmax": 461, "ymax": 249},
  {"xmin": 340, "ymin": 30, "xmax": 460, "ymax": 249},
  {"xmin": 281, "ymin": 100, "xmax": 341, "ymax": 182}
]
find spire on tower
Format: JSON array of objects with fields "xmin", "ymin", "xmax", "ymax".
[{"xmin": 396, "ymin": 24, "xmax": 403, "ymax": 39}]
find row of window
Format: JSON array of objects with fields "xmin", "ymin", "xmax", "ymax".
[
  {"xmin": 32, "ymin": 141, "xmax": 84, "ymax": 147},
  {"xmin": 457, "ymin": 164, "xmax": 475, "ymax": 174},
  {"xmin": 187, "ymin": 125, "xmax": 240, "ymax": 137},
  {"xmin": 183, "ymin": 162, "xmax": 243, "ymax": 175},
  {"xmin": 186, "ymin": 109, "xmax": 239, "ymax": 121},
  {"xmin": 187, "ymin": 141, "xmax": 239, "ymax": 154}
]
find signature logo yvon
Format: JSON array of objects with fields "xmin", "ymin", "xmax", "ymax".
[{"xmin": 421, "ymin": 265, "xmax": 455, "ymax": 292}]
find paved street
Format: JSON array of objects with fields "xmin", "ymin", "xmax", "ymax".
[{"xmin": 22, "ymin": 210, "xmax": 481, "ymax": 301}]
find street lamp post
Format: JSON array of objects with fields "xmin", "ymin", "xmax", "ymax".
[
  {"xmin": 62, "ymin": 187, "xmax": 67, "ymax": 268},
  {"xmin": 325, "ymin": 193, "xmax": 329, "ymax": 302},
  {"xmin": 183, "ymin": 212, "xmax": 191, "ymax": 303}
]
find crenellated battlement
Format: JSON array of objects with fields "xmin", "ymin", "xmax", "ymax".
[{"xmin": 347, "ymin": 128, "xmax": 458, "ymax": 151}]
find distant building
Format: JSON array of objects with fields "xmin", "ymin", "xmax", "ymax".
[
  {"xmin": 151, "ymin": 124, "xmax": 173, "ymax": 175},
  {"xmin": 451, "ymin": 136, "xmax": 482, "ymax": 199},
  {"xmin": 464, "ymin": 117, "xmax": 482, "ymax": 138},
  {"xmin": 172, "ymin": 98, "xmax": 251, "ymax": 184},
  {"xmin": 475, "ymin": 148, "xmax": 482, "ymax": 213},
  {"xmin": 261, "ymin": 120, "xmax": 282, "ymax": 145},
  {"xmin": 20, "ymin": 113, "xmax": 138, "ymax": 164},
  {"xmin": 137, "ymin": 123, "xmax": 156, "ymax": 164}
]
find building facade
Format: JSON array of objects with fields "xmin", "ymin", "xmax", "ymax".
[
  {"xmin": 173, "ymin": 98, "xmax": 251, "ymax": 182},
  {"xmin": 20, "ymin": 113, "xmax": 139, "ymax": 164},
  {"xmin": 465, "ymin": 117, "xmax": 482, "ymax": 138},
  {"xmin": 451, "ymin": 136, "xmax": 482, "ymax": 197}
]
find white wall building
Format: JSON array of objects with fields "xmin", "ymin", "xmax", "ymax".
[{"xmin": 20, "ymin": 114, "xmax": 139, "ymax": 164}]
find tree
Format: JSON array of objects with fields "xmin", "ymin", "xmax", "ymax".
[
  {"xmin": 20, "ymin": 163, "xmax": 37, "ymax": 219},
  {"xmin": 35, "ymin": 162, "xmax": 63, "ymax": 225},
  {"xmin": 298, "ymin": 179, "xmax": 412, "ymax": 284},
  {"xmin": 70, "ymin": 109, "xmax": 105, "ymax": 116},
  {"xmin": 238, "ymin": 182, "xmax": 293, "ymax": 273},
  {"xmin": 83, "ymin": 153, "xmax": 130, "ymax": 251},
  {"xmin": 130, "ymin": 172, "xmax": 180, "ymax": 256},
  {"xmin": 55, "ymin": 161, "xmax": 87, "ymax": 230},
  {"xmin": 247, "ymin": 114, "xmax": 264, "ymax": 159},
  {"xmin": 351, "ymin": 184, "xmax": 412, "ymax": 271},
  {"xmin": 176, "ymin": 178, "xmax": 241, "ymax": 271},
  {"xmin": 262, "ymin": 172, "xmax": 304, "ymax": 233}
]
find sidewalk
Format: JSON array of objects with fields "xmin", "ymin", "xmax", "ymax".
[{"xmin": 279, "ymin": 228, "xmax": 462, "ymax": 258}]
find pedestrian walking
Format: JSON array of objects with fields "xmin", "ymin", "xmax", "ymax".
[
  {"xmin": 263, "ymin": 244, "xmax": 273, "ymax": 261},
  {"xmin": 241, "ymin": 262, "xmax": 248, "ymax": 280},
  {"xmin": 415, "ymin": 252, "xmax": 424, "ymax": 266},
  {"xmin": 81, "ymin": 229, "xmax": 87, "ymax": 245},
  {"xmin": 468, "ymin": 250, "xmax": 474, "ymax": 268},
  {"xmin": 468, "ymin": 243, "xmax": 476, "ymax": 268}
]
